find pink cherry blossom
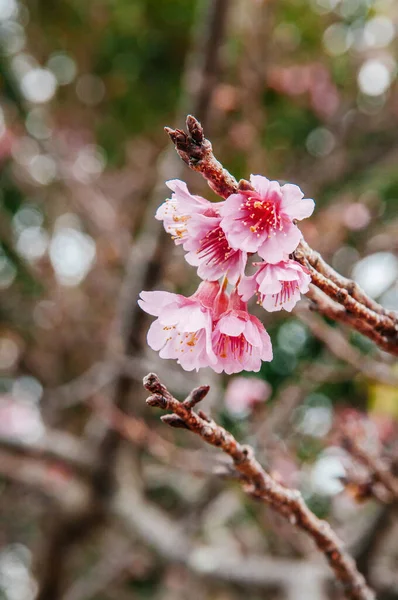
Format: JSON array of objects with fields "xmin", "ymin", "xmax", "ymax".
[
  {"xmin": 224, "ymin": 376, "xmax": 271, "ymax": 415},
  {"xmin": 220, "ymin": 174, "xmax": 314, "ymax": 263},
  {"xmin": 156, "ymin": 179, "xmax": 246, "ymax": 282},
  {"xmin": 239, "ymin": 259, "xmax": 311, "ymax": 312},
  {"xmin": 155, "ymin": 179, "xmax": 217, "ymax": 245},
  {"xmin": 212, "ymin": 291, "xmax": 273, "ymax": 374},
  {"xmin": 138, "ymin": 280, "xmax": 228, "ymax": 372},
  {"xmin": 184, "ymin": 213, "xmax": 247, "ymax": 283}
]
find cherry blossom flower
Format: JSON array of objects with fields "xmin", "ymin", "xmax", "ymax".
[
  {"xmin": 220, "ymin": 174, "xmax": 314, "ymax": 263},
  {"xmin": 156, "ymin": 179, "xmax": 247, "ymax": 283},
  {"xmin": 224, "ymin": 376, "xmax": 271, "ymax": 415},
  {"xmin": 239, "ymin": 259, "xmax": 311, "ymax": 312},
  {"xmin": 138, "ymin": 280, "xmax": 228, "ymax": 372},
  {"xmin": 184, "ymin": 213, "xmax": 247, "ymax": 283},
  {"xmin": 212, "ymin": 291, "xmax": 273, "ymax": 374},
  {"xmin": 155, "ymin": 179, "xmax": 217, "ymax": 245}
]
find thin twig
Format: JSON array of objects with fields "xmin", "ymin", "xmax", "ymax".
[{"xmin": 143, "ymin": 373, "xmax": 375, "ymax": 600}]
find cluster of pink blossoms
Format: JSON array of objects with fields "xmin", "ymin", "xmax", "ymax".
[{"xmin": 139, "ymin": 175, "xmax": 314, "ymax": 374}]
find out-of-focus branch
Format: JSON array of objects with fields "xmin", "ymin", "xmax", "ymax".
[
  {"xmin": 296, "ymin": 308, "xmax": 398, "ymax": 387},
  {"xmin": 296, "ymin": 239, "xmax": 396, "ymax": 320},
  {"xmin": 143, "ymin": 373, "xmax": 375, "ymax": 600},
  {"xmin": 165, "ymin": 115, "xmax": 398, "ymax": 356},
  {"xmin": 112, "ymin": 472, "xmax": 329, "ymax": 598},
  {"xmin": 294, "ymin": 250, "xmax": 398, "ymax": 338},
  {"xmin": 46, "ymin": 356, "xmax": 202, "ymax": 410},
  {"xmin": 0, "ymin": 430, "xmax": 94, "ymax": 477},
  {"xmin": 341, "ymin": 432, "xmax": 398, "ymax": 501},
  {"xmin": 306, "ymin": 285, "xmax": 398, "ymax": 355},
  {"xmin": 93, "ymin": 397, "xmax": 242, "ymax": 480}
]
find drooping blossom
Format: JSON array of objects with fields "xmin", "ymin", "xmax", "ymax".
[
  {"xmin": 224, "ymin": 376, "xmax": 271, "ymax": 415},
  {"xmin": 155, "ymin": 179, "xmax": 217, "ymax": 245},
  {"xmin": 220, "ymin": 174, "xmax": 314, "ymax": 263},
  {"xmin": 212, "ymin": 291, "xmax": 273, "ymax": 374},
  {"xmin": 138, "ymin": 280, "xmax": 228, "ymax": 372},
  {"xmin": 156, "ymin": 179, "xmax": 247, "ymax": 283},
  {"xmin": 238, "ymin": 259, "xmax": 311, "ymax": 312},
  {"xmin": 184, "ymin": 213, "xmax": 247, "ymax": 283}
]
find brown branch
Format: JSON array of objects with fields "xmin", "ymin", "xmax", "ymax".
[
  {"xmin": 297, "ymin": 239, "xmax": 396, "ymax": 320},
  {"xmin": 143, "ymin": 373, "xmax": 375, "ymax": 600},
  {"xmin": 306, "ymin": 286, "xmax": 398, "ymax": 356},
  {"xmin": 294, "ymin": 247, "xmax": 397, "ymax": 337}
]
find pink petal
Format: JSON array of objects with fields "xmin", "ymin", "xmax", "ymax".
[
  {"xmin": 147, "ymin": 320, "xmax": 168, "ymax": 351},
  {"xmin": 244, "ymin": 319, "xmax": 262, "ymax": 347},
  {"xmin": 138, "ymin": 290, "xmax": 176, "ymax": 317},
  {"xmin": 281, "ymin": 184, "xmax": 315, "ymax": 220},
  {"xmin": 250, "ymin": 174, "xmax": 272, "ymax": 196},
  {"xmin": 218, "ymin": 314, "xmax": 246, "ymax": 337},
  {"xmin": 238, "ymin": 275, "xmax": 257, "ymax": 302}
]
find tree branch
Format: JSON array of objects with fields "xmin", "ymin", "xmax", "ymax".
[
  {"xmin": 165, "ymin": 115, "xmax": 398, "ymax": 356},
  {"xmin": 143, "ymin": 373, "xmax": 375, "ymax": 600}
]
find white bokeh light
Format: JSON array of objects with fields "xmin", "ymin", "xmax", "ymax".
[
  {"xmin": 323, "ymin": 23, "xmax": 352, "ymax": 56},
  {"xmin": 0, "ymin": 21, "xmax": 25, "ymax": 55},
  {"xmin": 12, "ymin": 205, "xmax": 43, "ymax": 235},
  {"xmin": 311, "ymin": 454, "xmax": 345, "ymax": 496},
  {"xmin": 49, "ymin": 227, "xmax": 96, "ymax": 286},
  {"xmin": 72, "ymin": 144, "xmax": 106, "ymax": 183},
  {"xmin": 47, "ymin": 52, "xmax": 77, "ymax": 85},
  {"xmin": 357, "ymin": 59, "xmax": 392, "ymax": 96},
  {"xmin": 28, "ymin": 154, "xmax": 57, "ymax": 184},
  {"xmin": 20, "ymin": 68, "xmax": 57, "ymax": 103},
  {"xmin": 11, "ymin": 136, "xmax": 40, "ymax": 165},
  {"xmin": 16, "ymin": 226, "xmax": 49, "ymax": 262},
  {"xmin": 364, "ymin": 16, "xmax": 395, "ymax": 48},
  {"xmin": 0, "ymin": 396, "xmax": 45, "ymax": 443},
  {"xmin": 296, "ymin": 406, "xmax": 333, "ymax": 438},
  {"xmin": 12, "ymin": 376, "xmax": 43, "ymax": 404},
  {"xmin": 306, "ymin": 127, "xmax": 336, "ymax": 157},
  {"xmin": 352, "ymin": 252, "xmax": 398, "ymax": 297},
  {"xmin": 0, "ymin": 0, "xmax": 18, "ymax": 21},
  {"xmin": 0, "ymin": 545, "xmax": 37, "ymax": 600},
  {"xmin": 311, "ymin": 0, "xmax": 340, "ymax": 14}
]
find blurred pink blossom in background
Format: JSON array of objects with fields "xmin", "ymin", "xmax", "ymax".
[{"xmin": 224, "ymin": 375, "xmax": 272, "ymax": 415}]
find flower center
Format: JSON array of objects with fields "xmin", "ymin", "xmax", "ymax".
[
  {"xmin": 240, "ymin": 195, "xmax": 283, "ymax": 237},
  {"xmin": 215, "ymin": 333, "xmax": 251, "ymax": 360},
  {"xmin": 258, "ymin": 281, "xmax": 299, "ymax": 307},
  {"xmin": 197, "ymin": 226, "xmax": 236, "ymax": 266}
]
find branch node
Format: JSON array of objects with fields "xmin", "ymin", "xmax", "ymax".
[
  {"xmin": 161, "ymin": 414, "xmax": 190, "ymax": 430},
  {"xmin": 183, "ymin": 385, "xmax": 210, "ymax": 408},
  {"xmin": 197, "ymin": 409, "xmax": 211, "ymax": 422},
  {"xmin": 146, "ymin": 394, "xmax": 167, "ymax": 409},
  {"xmin": 186, "ymin": 114, "xmax": 204, "ymax": 144}
]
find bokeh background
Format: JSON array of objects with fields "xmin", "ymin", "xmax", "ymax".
[{"xmin": 0, "ymin": 0, "xmax": 398, "ymax": 599}]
